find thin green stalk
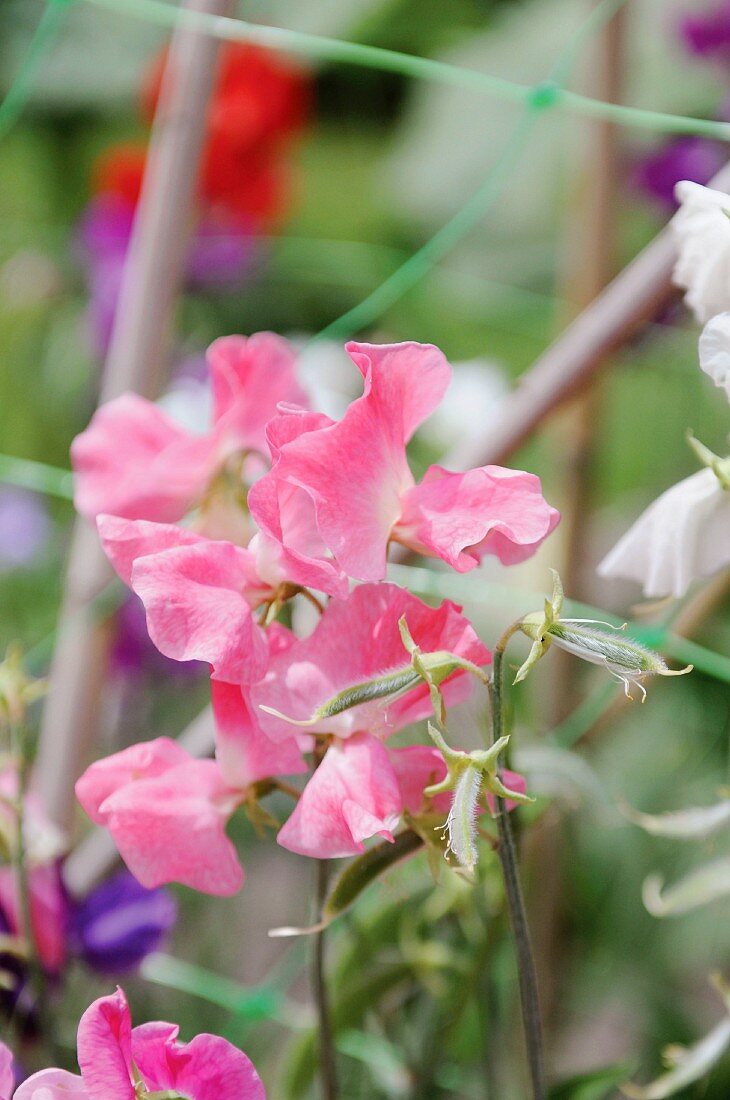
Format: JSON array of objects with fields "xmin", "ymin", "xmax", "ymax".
[
  {"xmin": 0, "ymin": 0, "xmax": 69, "ymax": 142},
  {"xmin": 490, "ymin": 625, "xmax": 546, "ymax": 1100},
  {"xmin": 83, "ymin": 0, "xmax": 730, "ymax": 141},
  {"xmin": 0, "ymin": 454, "xmax": 74, "ymax": 500},
  {"xmin": 310, "ymin": 743, "xmax": 338, "ymax": 1100}
]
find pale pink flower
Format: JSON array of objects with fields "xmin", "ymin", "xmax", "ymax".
[
  {"xmin": 249, "ymin": 340, "xmax": 558, "ymax": 588},
  {"xmin": 699, "ymin": 311, "xmax": 730, "ymax": 400},
  {"xmin": 598, "ymin": 468, "xmax": 730, "ymax": 598},
  {"xmin": 14, "ymin": 987, "xmax": 265, "ymax": 1100},
  {"xmin": 253, "ymin": 583, "xmax": 491, "ymax": 857},
  {"xmin": 98, "ymin": 515, "xmax": 274, "ymax": 683},
  {"xmin": 72, "ymin": 333, "xmax": 306, "ymax": 524},
  {"xmin": 672, "ymin": 180, "xmax": 730, "ymax": 323},
  {"xmin": 75, "ymin": 740, "xmax": 245, "ymax": 896}
]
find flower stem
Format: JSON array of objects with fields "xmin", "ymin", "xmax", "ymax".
[
  {"xmin": 490, "ymin": 628, "xmax": 546, "ymax": 1100},
  {"xmin": 311, "ymin": 747, "xmax": 338, "ymax": 1100}
]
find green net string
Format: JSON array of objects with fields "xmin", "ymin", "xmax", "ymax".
[{"xmin": 0, "ymin": 0, "xmax": 70, "ymax": 141}]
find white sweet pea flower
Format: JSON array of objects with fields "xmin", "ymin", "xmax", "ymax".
[
  {"xmin": 699, "ymin": 312, "xmax": 730, "ymax": 401},
  {"xmin": 672, "ymin": 181, "xmax": 730, "ymax": 324},
  {"xmin": 598, "ymin": 467, "xmax": 730, "ymax": 598}
]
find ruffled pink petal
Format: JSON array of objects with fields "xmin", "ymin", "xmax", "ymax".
[
  {"xmin": 76, "ymin": 988, "xmax": 135, "ymax": 1100},
  {"xmin": 248, "ymin": 408, "xmax": 349, "ymax": 597},
  {"xmin": 72, "ymin": 394, "xmax": 216, "ymax": 523},
  {"xmin": 75, "ymin": 738, "xmax": 190, "ymax": 825},
  {"xmin": 208, "ymin": 332, "xmax": 308, "ymax": 457},
  {"xmin": 277, "ymin": 734, "xmax": 402, "ymax": 858},
  {"xmin": 129, "ymin": 539, "xmax": 270, "ymax": 682},
  {"xmin": 0, "ymin": 1041, "xmax": 14, "ymax": 1100},
  {"xmin": 14, "ymin": 1069, "xmax": 89, "ymax": 1099},
  {"xmin": 250, "ymin": 342, "xmax": 450, "ymax": 582},
  {"xmin": 254, "ymin": 583, "xmax": 490, "ymax": 743},
  {"xmin": 97, "ymin": 514, "xmax": 207, "ymax": 585},
  {"xmin": 395, "ymin": 465, "xmax": 560, "ymax": 571},
  {"xmin": 132, "ymin": 1023, "xmax": 266, "ymax": 1100},
  {"xmin": 345, "ymin": 341, "xmax": 451, "ymax": 442},
  {"xmin": 101, "ymin": 760, "xmax": 244, "ymax": 896}
]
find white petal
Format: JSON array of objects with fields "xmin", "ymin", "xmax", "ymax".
[
  {"xmin": 699, "ymin": 312, "xmax": 730, "ymax": 402},
  {"xmin": 672, "ymin": 181, "xmax": 730, "ymax": 324},
  {"xmin": 598, "ymin": 469, "xmax": 730, "ymax": 598}
]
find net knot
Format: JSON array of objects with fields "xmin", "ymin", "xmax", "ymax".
[{"xmin": 528, "ymin": 80, "xmax": 561, "ymax": 111}]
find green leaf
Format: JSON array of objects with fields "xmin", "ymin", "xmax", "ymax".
[
  {"xmin": 270, "ymin": 830, "xmax": 425, "ymax": 937},
  {"xmin": 642, "ymin": 857, "xmax": 730, "ymax": 917},
  {"xmin": 140, "ymin": 953, "xmax": 282, "ymax": 1021},
  {"xmin": 548, "ymin": 1061, "xmax": 635, "ymax": 1099}
]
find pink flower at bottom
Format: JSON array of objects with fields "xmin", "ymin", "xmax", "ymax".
[
  {"xmin": 13, "ymin": 987, "xmax": 265, "ymax": 1100},
  {"xmin": 0, "ymin": 1043, "xmax": 14, "ymax": 1100}
]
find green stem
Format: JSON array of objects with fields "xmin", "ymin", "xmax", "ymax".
[
  {"xmin": 0, "ymin": 454, "xmax": 74, "ymax": 500},
  {"xmin": 490, "ymin": 626, "xmax": 546, "ymax": 1100},
  {"xmin": 311, "ymin": 745, "xmax": 338, "ymax": 1100},
  {"xmin": 0, "ymin": 0, "xmax": 69, "ymax": 143}
]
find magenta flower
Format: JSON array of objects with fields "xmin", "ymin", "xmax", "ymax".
[
  {"xmin": 249, "ymin": 341, "xmax": 558, "ymax": 591},
  {"xmin": 98, "ymin": 515, "xmax": 274, "ymax": 683},
  {"xmin": 0, "ymin": 1044, "xmax": 14, "ymax": 1100},
  {"xmin": 251, "ymin": 583, "xmax": 492, "ymax": 857},
  {"xmin": 12, "ymin": 987, "xmax": 265, "ymax": 1099},
  {"xmin": 634, "ymin": 136, "xmax": 726, "ymax": 210},
  {"xmin": 679, "ymin": 2, "xmax": 730, "ymax": 57},
  {"xmin": 72, "ymin": 332, "xmax": 307, "ymax": 525}
]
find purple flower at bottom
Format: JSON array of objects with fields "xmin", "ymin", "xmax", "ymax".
[
  {"xmin": 0, "ymin": 488, "xmax": 51, "ymax": 570},
  {"xmin": 634, "ymin": 135, "xmax": 726, "ymax": 210},
  {"xmin": 69, "ymin": 869, "xmax": 177, "ymax": 975},
  {"xmin": 680, "ymin": 2, "xmax": 730, "ymax": 57}
]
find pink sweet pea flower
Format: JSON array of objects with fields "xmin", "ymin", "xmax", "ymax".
[
  {"xmin": 98, "ymin": 515, "xmax": 274, "ymax": 683},
  {"xmin": 211, "ymin": 624, "xmax": 310, "ymax": 788},
  {"xmin": 253, "ymin": 583, "xmax": 491, "ymax": 858},
  {"xmin": 76, "ymin": 740, "xmax": 245, "ymax": 896},
  {"xmin": 72, "ymin": 332, "xmax": 307, "ymax": 525},
  {"xmin": 14, "ymin": 987, "xmax": 265, "ymax": 1100},
  {"xmin": 254, "ymin": 583, "xmax": 490, "ymax": 743},
  {"xmin": 249, "ymin": 341, "xmax": 558, "ymax": 587},
  {"xmin": 277, "ymin": 734, "xmax": 402, "ymax": 858}
]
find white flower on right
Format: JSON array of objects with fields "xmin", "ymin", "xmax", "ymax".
[
  {"xmin": 672, "ymin": 181, "xmax": 730, "ymax": 324},
  {"xmin": 699, "ymin": 312, "xmax": 730, "ymax": 401},
  {"xmin": 598, "ymin": 468, "xmax": 730, "ymax": 598}
]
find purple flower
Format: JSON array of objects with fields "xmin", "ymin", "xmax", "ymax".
[
  {"xmin": 187, "ymin": 214, "xmax": 259, "ymax": 287},
  {"xmin": 634, "ymin": 135, "xmax": 726, "ymax": 210},
  {"xmin": 0, "ymin": 488, "xmax": 51, "ymax": 570},
  {"xmin": 78, "ymin": 197, "xmax": 259, "ymax": 358},
  {"xmin": 69, "ymin": 869, "xmax": 177, "ymax": 975},
  {"xmin": 680, "ymin": 2, "xmax": 730, "ymax": 57}
]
